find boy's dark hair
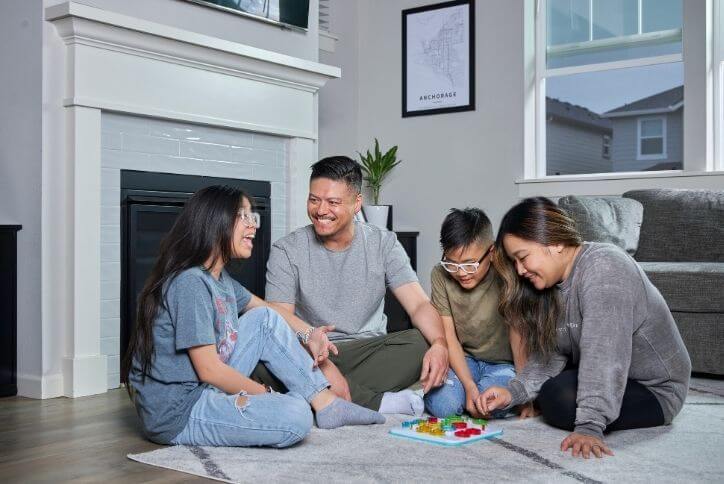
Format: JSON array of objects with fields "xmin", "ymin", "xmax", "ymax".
[
  {"xmin": 310, "ymin": 156, "xmax": 363, "ymax": 194},
  {"xmin": 440, "ymin": 208, "xmax": 494, "ymax": 255}
]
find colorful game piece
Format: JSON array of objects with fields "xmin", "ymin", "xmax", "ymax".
[{"xmin": 389, "ymin": 415, "xmax": 503, "ymax": 446}]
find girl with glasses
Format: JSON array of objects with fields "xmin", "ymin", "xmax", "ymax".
[{"xmin": 122, "ymin": 185, "xmax": 383, "ymax": 448}]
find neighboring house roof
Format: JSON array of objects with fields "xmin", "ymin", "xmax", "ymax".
[
  {"xmin": 603, "ymin": 85, "xmax": 683, "ymax": 118},
  {"xmin": 546, "ymin": 97, "xmax": 612, "ymax": 134}
]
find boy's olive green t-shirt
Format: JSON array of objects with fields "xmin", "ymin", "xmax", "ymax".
[{"xmin": 430, "ymin": 264, "xmax": 512, "ymax": 363}]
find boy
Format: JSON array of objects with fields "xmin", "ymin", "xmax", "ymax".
[{"xmin": 424, "ymin": 208, "xmax": 530, "ymax": 418}]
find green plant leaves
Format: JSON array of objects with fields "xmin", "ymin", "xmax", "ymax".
[{"xmin": 357, "ymin": 138, "xmax": 401, "ymax": 205}]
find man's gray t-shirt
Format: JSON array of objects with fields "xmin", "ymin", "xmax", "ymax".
[
  {"xmin": 265, "ymin": 222, "xmax": 417, "ymax": 340},
  {"xmin": 129, "ymin": 267, "xmax": 251, "ymax": 444}
]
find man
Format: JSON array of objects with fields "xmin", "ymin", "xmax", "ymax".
[{"xmin": 255, "ymin": 156, "xmax": 448, "ymax": 414}]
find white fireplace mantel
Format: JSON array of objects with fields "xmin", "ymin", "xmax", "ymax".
[{"xmin": 43, "ymin": 1, "xmax": 339, "ymax": 398}]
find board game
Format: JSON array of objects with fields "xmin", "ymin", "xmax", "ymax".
[{"xmin": 389, "ymin": 416, "xmax": 503, "ymax": 446}]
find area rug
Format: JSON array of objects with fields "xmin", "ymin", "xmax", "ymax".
[{"xmin": 128, "ymin": 382, "xmax": 724, "ymax": 483}]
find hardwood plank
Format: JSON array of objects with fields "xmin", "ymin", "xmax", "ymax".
[{"xmin": 0, "ymin": 389, "xmax": 210, "ymax": 482}]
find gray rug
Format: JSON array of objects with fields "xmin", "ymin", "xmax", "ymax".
[{"xmin": 128, "ymin": 382, "xmax": 724, "ymax": 483}]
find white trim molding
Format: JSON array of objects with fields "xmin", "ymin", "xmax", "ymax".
[
  {"xmin": 42, "ymin": 2, "xmax": 339, "ymax": 398},
  {"xmin": 636, "ymin": 116, "xmax": 667, "ymax": 160}
]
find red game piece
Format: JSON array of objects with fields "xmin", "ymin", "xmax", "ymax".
[
  {"xmin": 452, "ymin": 422, "xmax": 467, "ymax": 429},
  {"xmin": 468, "ymin": 428, "xmax": 481, "ymax": 435},
  {"xmin": 454, "ymin": 430, "xmax": 471, "ymax": 438},
  {"xmin": 428, "ymin": 417, "xmax": 438, "ymax": 423}
]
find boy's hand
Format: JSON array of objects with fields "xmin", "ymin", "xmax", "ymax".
[{"xmin": 464, "ymin": 385, "xmax": 483, "ymax": 418}]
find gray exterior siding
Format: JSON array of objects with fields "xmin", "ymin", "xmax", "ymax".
[
  {"xmin": 546, "ymin": 121, "xmax": 611, "ymax": 175},
  {"xmin": 611, "ymin": 110, "xmax": 683, "ymax": 172}
]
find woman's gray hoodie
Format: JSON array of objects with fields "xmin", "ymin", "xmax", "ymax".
[{"xmin": 508, "ymin": 242, "xmax": 691, "ymax": 439}]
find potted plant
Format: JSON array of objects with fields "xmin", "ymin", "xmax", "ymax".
[{"xmin": 358, "ymin": 138, "xmax": 401, "ymax": 229}]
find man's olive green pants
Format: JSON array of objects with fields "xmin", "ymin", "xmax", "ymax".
[{"xmin": 251, "ymin": 329, "xmax": 428, "ymax": 410}]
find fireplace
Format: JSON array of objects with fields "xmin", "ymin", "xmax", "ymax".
[
  {"xmin": 41, "ymin": 2, "xmax": 338, "ymax": 398},
  {"xmin": 120, "ymin": 170, "xmax": 271, "ymax": 362}
]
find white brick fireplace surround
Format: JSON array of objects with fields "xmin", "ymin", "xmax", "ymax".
[{"xmin": 42, "ymin": 2, "xmax": 339, "ymax": 398}]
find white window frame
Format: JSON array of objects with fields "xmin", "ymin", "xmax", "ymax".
[
  {"xmin": 715, "ymin": 0, "xmax": 724, "ymax": 169},
  {"xmin": 637, "ymin": 116, "xmax": 667, "ymax": 160},
  {"xmin": 602, "ymin": 134, "xmax": 611, "ymax": 159},
  {"xmin": 532, "ymin": 0, "xmax": 683, "ymax": 178}
]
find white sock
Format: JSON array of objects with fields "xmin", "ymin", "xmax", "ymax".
[{"xmin": 379, "ymin": 389, "xmax": 424, "ymax": 416}]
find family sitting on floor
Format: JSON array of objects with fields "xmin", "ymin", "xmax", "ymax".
[{"xmin": 122, "ymin": 156, "xmax": 691, "ymax": 460}]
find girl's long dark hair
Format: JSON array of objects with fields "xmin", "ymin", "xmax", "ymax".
[
  {"xmin": 121, "ymin": 185, "xmax": 248, "ymax": 388},
  {"xmin": 492, "ymin": 197, "xmax": 582, "ymax": 356}
]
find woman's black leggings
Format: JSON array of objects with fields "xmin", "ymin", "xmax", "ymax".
[{"xmin": 536, "ymin": 369, "xmax": 665, "ymax": 433}]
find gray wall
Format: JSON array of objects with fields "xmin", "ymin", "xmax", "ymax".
[
  {"xmin": 318, "ymin": 1, "xmax": 359, "ymax": 159},
  {"xmin": 320, "ymin": 0, "xmax": 524, "ymax": 291},
  {"xmin": 0, "ymin": 0, "xmax": 43, "ymax": 392},
  {"xmin": 44, "ymin": 0, "xmax": 320, "ymax": 62},
  {"xmin": 546, "ymin": 122, "xmax": 611, "ymax": 175}
]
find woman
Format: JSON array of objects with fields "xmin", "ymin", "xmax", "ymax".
[
  {"xmin": 478, "ymin": 197, "xmax": 690, "ymax": 459},
  {"xmin": 121, "ymin": 185, "xmax": 384, "ymax": 448}
]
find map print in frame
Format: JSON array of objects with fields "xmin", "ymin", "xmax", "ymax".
[{"xmin": 402, "ymin": 0, "xmax": 475, "ymax": 117}]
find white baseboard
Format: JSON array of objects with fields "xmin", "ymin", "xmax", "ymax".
[
  {"xmin": 62, "ymin": 354, "xmax": 109, "ymax": 397},
  {"xmin": 17, "ymin": 372, "xmax": 64, "ymax": 399}
]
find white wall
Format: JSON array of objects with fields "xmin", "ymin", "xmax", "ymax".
[
  {"xmin": 44, "ymin": 0, "xmax": 320, "ymax": 62},
  {"xmin": 0, "ymin": 0, "xmax": 44, "ymax": 396},
  {"xmin": 320, "ymin": 0, "xmax": 524, "ymax": 291}
]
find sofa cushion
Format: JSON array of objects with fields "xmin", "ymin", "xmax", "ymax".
[
  {"xmin": 638, "ymin": 261, "xmax": 724, "ymax": 313},
  {"xmin": 623, "ymin": 189, "xmax": 724, "ymax": 262},
  {"xmin": 558, "ymin": 195, "xmax": 643, "ymax": 255},
  {"xmin": 668, "ymin": 311, "xmax": 723, "ymax": 375}
]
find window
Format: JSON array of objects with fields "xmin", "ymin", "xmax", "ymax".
[
  {"xmin": 537, "ymin": 0, "xmax": 684, "ymax": 176},
  {"xmin": 637, "ymin": 117, "xmax": 666, "ymax": 160}
]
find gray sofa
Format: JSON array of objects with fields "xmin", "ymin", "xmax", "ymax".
[{"xmin": 559, "ymin": 189, "xmax": 724, "ymax": 376}]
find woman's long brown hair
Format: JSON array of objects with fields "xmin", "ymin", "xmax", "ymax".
[
  {"xmin": 121, "ymin": 185, "xmax": 248, "ymax": 390},
  {"xmin": 492, "ymin": 197, "xmax": 581, "ymax": 356}
]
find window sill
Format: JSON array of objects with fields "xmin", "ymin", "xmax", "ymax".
[
  {"xmin": 516, "ymin": 170, "xmax": 724, "ymax": 185},
  {"xmin": 516, "ymin": 170, "xmax": 724, "ymax": 198}
]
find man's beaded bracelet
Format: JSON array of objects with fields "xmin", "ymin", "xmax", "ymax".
[{"xmin": 296, "ymin": 327, "xmax": 315, "ymax": 345}]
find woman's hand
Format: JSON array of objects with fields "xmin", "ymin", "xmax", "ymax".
[
  {"xmin": 561, "ymin": 432, "xmax": 614, "ymax": 459},
  {"xmin": 306, "ymin": 325, "xmax": 338, "ymax": 366},
  {"xmin": 475, "ymin": 386, "xmax": 512, "ymax": 415},
  {"xmin": 517, "ymin": 402, "xmax": 539, "ymax": 419}
]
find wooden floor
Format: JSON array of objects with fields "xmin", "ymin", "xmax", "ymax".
[{"xmin": 0, "ymin": 388, "xmax": 210, "ymax": 483}]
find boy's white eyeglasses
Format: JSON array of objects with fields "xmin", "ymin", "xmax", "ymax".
[
  {"xmin": 238, "ymin": 210, "xmax": 261, "ymax": 228},
  {"xmin": 439, "ymin": 247, "xmax": 492, "ymax": 274}
]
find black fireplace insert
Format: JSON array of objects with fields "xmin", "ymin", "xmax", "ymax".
[{"xmin": 120, "ymin": 170, "xmax": 271, "ymax": 360}]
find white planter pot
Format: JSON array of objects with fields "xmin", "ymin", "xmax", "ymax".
[{"xmin": 363, "ymin": 205, "xmax": 390, "ymax": 229}]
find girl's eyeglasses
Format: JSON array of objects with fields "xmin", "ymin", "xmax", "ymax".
[{"xmin": 238, "ymin": 210, "xmax": 261, "ymax": 228}]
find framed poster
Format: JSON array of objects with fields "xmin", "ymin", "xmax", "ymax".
[{"xmin": 402, "ymin": 0, "xmax": 475, "ymax": 117}]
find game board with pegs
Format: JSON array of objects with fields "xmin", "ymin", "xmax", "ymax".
[{"xmin": 389, "ymin": 416, "xmax": 503, "ymax": 446}]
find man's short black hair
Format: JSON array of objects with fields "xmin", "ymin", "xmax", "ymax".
[
  {"xmin": 440, "ymin": 208, "xmax": 494, "ymax": 255},
  {"xmin": 310, "ymin": 156, "xmax": 363, "ymax": 194}
]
